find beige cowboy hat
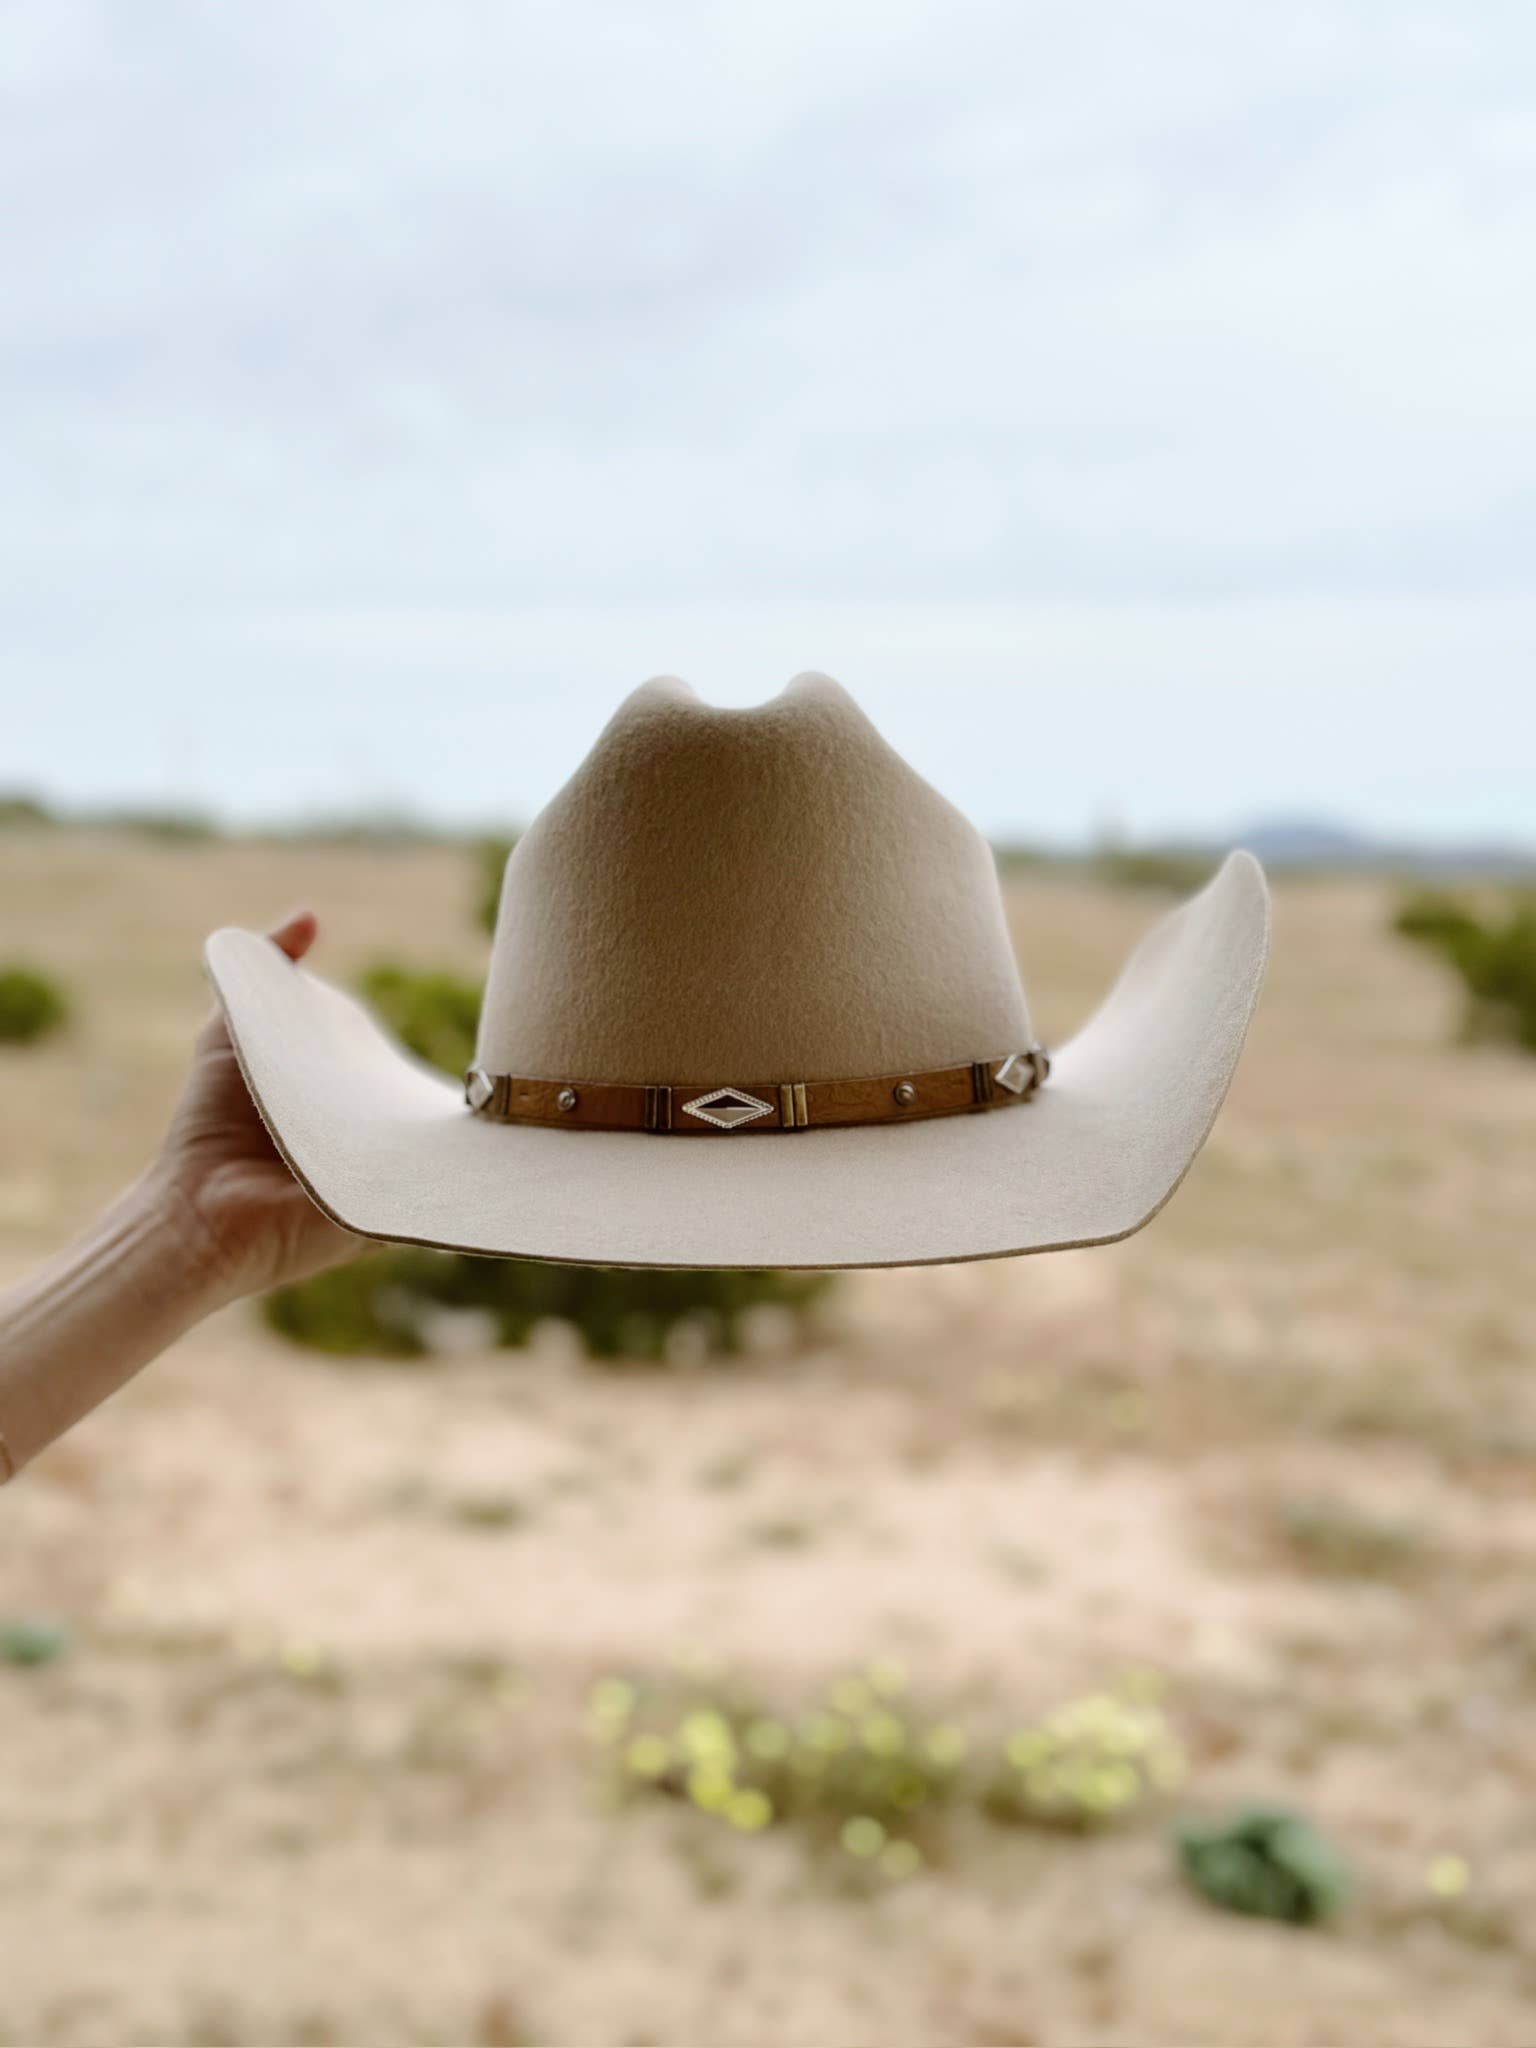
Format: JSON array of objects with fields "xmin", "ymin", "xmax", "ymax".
[{"xmin": 205, "ymin": 676, "xmax": 1269, "ymax": 1271}]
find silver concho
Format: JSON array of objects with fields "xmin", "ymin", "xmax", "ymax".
[
  {"xmin": 993, "ymin": 1049, "xmax": 1048, "ymax": 1097},
  {"xmin": 682, "ymin": 1086, "xmax": 775, "ymax": 1130}
]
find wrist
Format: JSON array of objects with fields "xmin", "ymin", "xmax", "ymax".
[
  {"xmin": 0, "ymin": 1166, "xmax": 233, "ymax": 1477},
  {"xmin": 126, "ymin": 1164, "xmax": 245, "ymax": 1320}
]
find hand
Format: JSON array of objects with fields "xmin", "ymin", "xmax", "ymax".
[{"xmin": 153, "ymin": 910, "xmax": 364, "ymax": 1303}]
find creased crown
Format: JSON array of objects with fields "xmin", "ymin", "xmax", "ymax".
[{"xmin": 475, "ymin": 674, "xmax": 1033, "ymax": 1083}]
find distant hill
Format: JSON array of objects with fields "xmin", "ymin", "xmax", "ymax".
[{"xmin": 1231, "ymin": 816, "xmax": 1536, "ymax": 880}]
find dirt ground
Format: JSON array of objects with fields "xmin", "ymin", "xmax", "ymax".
[{"xmin": 2, "ymin": 831, "xmax": 1535, "ymax": 2048}]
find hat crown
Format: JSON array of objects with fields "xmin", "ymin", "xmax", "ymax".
[{"xmin": 476, "ymin": 674, "xmax": 1033, "ymax": 1084}]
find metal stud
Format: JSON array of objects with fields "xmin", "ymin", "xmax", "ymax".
[
  {"xmin": 779, "ymin": 1083, "xmax": 810, "ymax": 1129},
  {"xmin": 894, "ymin": 1082, "xmax": 916, "ymax": 1106},
  {"xmin": 465, "ymin": 1067, "xmax": 494, "ymax": 1111},
  {"xmin": 558, "ymin": 1087, "xmax": 579, "ymax": 1112}
]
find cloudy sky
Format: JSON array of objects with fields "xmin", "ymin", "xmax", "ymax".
[{"xmin": 3, "ymin": 1, "xmax": 1533, "ymax": 843}]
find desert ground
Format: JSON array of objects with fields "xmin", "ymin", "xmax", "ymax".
[{"xmin": 2, "ymin": 829, "xmax": 1535, "ymax": 2048}]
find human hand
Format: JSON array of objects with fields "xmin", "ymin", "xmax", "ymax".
[{"xmin": 152, "ymin": 910, "xmax": 364, "ymax": 1303}]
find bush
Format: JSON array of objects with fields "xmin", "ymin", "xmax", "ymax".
[
  {"xmin": 1095, "ymin": 847, "xmax": 1215, "ymax": 894},
  {"xmin": 991, "ymin": 840, "xmax": 1059, "ymax": 876},
  {"xmin": 0, "ymin": 793, "xmax": 55, "ymax": 829},
  {"xmin": 591, "ymin": 1665, "xmax": 1183, "ymax": 1883},
  {"xmin": 357, "ymin": 827, "xmax": 513, "ymax": 1070},
  {"xmin": 358, "ymin": 962, "xmax": 482, "ymax": 1076},
  {"xmin": 0, "ymin": 965, "xmax": 68, "ymax": 1045},
  {"xmin": 594, "ymin": 1663, "xmax": 953, "ymax": 1879},
  {"xmin": 1394, "ymin": 888, "xmax": 1536, "ymax": 1050},
  {"xmin": 262, "ymin": 1250, "xmax": 831, "ymax": 1363},
  {"xmin": 983, "ymin": 1680, "xmax": 1186, "ymax": 1830},
  {"xmin": 262, "ymin": 812, "xmax": 442, "ymax": 850},
  {"xmin": 95, "ymin": 807, "xmax": 219, "ymax": 843},
  {"xmin": 0, "ymin": 1615, "xmax": 73, "ymax": 1667},
  {"xmin": 1280, "ymin": 1494, "xmax": 1430, "ymax": 1579},
  {"xmin": 262, "ymin": 1249, "xmax": 443, "ymax": 1357},
  {"xmin": 1177, "ymin": 1806, "xmax": 1349, "ymax": 1925},
  {"xmin": 475, "ymin": 836, "xmax": 517, "ymax": 936}
]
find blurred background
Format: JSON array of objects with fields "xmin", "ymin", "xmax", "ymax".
[{"xmin": 3, "ymin": 5, "xmax": 1535, "ymax": 2044}]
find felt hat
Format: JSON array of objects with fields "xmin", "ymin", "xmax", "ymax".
[{"xmin": 206, "ymin": 676, "xmax": 1269, "ymax": 1270}]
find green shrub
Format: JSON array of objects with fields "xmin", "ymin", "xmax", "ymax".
[
  {"xmin": 0, "ymin": 793, "xmax": 55, "ymax": 829},
  {"xmin": 358, "ymin": 962, "xmax": 482, "ymax": 1076},
  {"xmin": 1095, "ymin": 847, "xmax": 1215, "ymax": 894},
  {"xmin": 983, "ymin": 1679, "xmax": 1185, "ymax": 1830},
  {"xmin": 96, "ymin": 807, "xmax": 219, "ymax": 842},
  {"xmin": 475, "ymin": 836, "xmax": 517, "ymax": 935},
  {"xmin": 264, "ymin": 812, "xmax": 441, "ymax": 850},
  {"xmin": 1280, "ymin": 1495, "xmax": 1430, "ymax": 1579},
  {"xmin": 0, "ymin": 965, "xmax": 68, "ymax": 1045},
  {"xmin": 992, "ymin": 840, "xmax": 1059, "ymax": 876},
  {"xmin": 1395, "ymin": 888, "xmax": 1536, "ymax": 1050},
  {"xmin": 591, "ymin": 1665, "xmax": 1183, "ymax": 1883},
  {"xmin": 1177, "ymin": 1805, "xmax": 1349, "ymax": 1925},
  {"xmin": 0, "ymin": 1615, "xmax": 73, "ymax": 1667},
  {"xmin": 356, "ymin": 831, "xmax": 511, "ymax": 1072},
  {"xmin": 263, "ymin": 1249, "xmax": 830, "ymax": 1363},
  {"xmin": 261, "ymin": 1249, "xmax": 443, "ymax": 1357}
]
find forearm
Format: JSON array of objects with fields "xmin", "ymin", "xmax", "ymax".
[{"xmin": 0, "ymin": 1169, "xmax": 228, "ymax": 1479}]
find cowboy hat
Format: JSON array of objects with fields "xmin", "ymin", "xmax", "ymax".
[{"xmin": 205, "ymin": 676, "xmax": 1269, "ymax": 1270}]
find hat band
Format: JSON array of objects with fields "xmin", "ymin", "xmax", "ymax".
[{"xmin": 462, "ymin": 1048, "xmax": 1048, "ymax": 1134}]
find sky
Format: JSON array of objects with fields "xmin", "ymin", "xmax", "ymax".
[{"xmin": 3, "ymin": 0, "xmax": 1534, "ymax": 845}]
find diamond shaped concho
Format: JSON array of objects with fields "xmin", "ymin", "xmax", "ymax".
[{"xmin": 681, "ymin": 1087, "xmax": 775, "ymax": 1130}]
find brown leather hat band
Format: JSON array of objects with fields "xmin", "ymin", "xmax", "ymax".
[{"xmin": 463, "ymin": 1048, "xmax": 1048, "ymax": 1134}]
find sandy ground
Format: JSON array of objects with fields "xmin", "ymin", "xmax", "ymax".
[{"xmin": 2, "ymin": 832, "xmax": 1536, "ymax": 2047}]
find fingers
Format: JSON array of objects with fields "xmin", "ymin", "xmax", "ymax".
[
  {"xmin": 184, "ymin": 909, "xmax": 317, "ymax": 1068},
  {"xmin": 267, "ymin": 908, "xmax": 319, "ymax": 964}
]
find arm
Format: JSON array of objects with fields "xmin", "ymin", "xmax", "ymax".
[{"xmin": 0, "ymin": 911, "xmax": 361, "ymax": 1480}]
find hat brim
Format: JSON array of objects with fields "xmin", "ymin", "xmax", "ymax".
[{"xmin": 204, "ymin": 852, "xmax": 1268, "ymax": 1271}]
